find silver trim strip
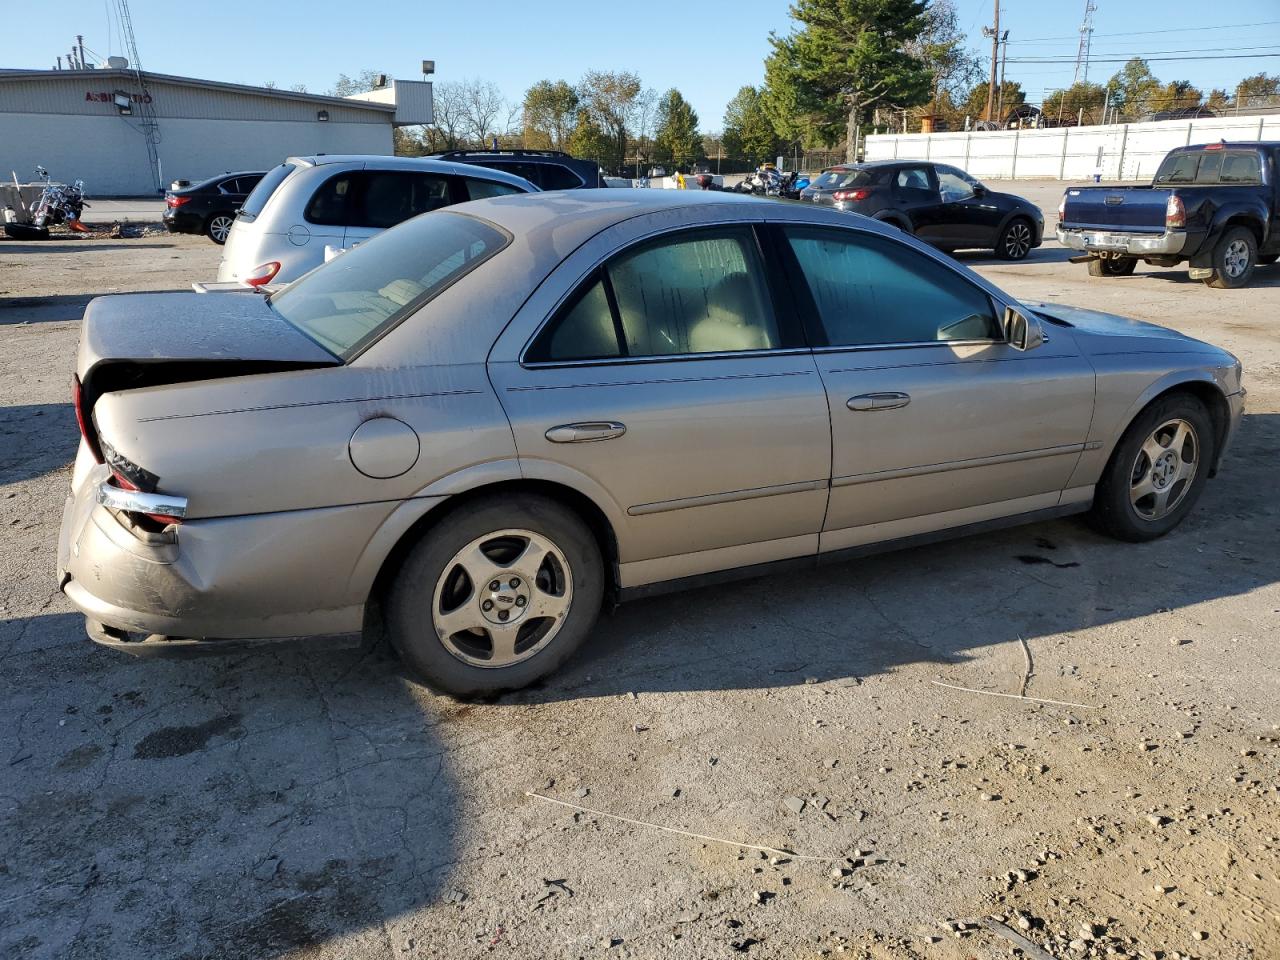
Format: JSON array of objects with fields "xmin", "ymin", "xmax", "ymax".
[
  {"xmin": 97, "ymin": 482, "xmax": 188, "ymax": 519},
  {"xmin": 628, "ymin": 478, "xmax": 827, "ymax": 517},
  {"xmin": 832, "ymin": 443, "xmax": 1086, "ymax": 488},
  {"xmin": 520, "ymin": 347, "xmax": 813, "ymax": 370}
]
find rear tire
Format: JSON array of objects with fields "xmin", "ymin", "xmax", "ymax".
[
  {"xmin": 386, "ymin": 494, "xmax": 604, "ymax": 697},
  {"xmin": 1204, "ymin": 226, "xmax": 1256, "ymax": 289},
  {"xmin": 1089, "ymin": 393, "xmax": 1214, "ymax": 543},
  {"xmin": 1087, "ymin": 256, "xmax": 1136, "ymax": 277},
  {"xmin": 3, "ymin": 222, "xmax": 51, "ymax": 241},
  {"xmin": 996, "ymin": 217, "xmax": 1034, "ymax": 260},
  {"xmin": 205, "ymin": 213, "xmax": 235, "ymax": 245}
]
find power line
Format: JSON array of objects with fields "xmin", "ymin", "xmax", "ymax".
[
  {"xmin": 1007, "ymin": 19, "xmax": 1280, "ymax": 43},
  {"xmin": 1007, "ymin": 53, "xmax": 1280, "ymax": 65}
]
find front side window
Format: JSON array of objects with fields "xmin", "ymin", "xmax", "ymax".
[
  {"xmin": 465, "ymin": 178, "xmax": 524, "ymax": 200},
  {"xmin": 528, "ymin": 228, "xmax": 780, "ymax": 362},
  {"xmin": 268, "ymin": 211, "xmax": 508, "ymax": 359},
  {"xmin": 784, "ymin": 227, "xmax": 1000, "ymax": 346},
  {"xmin": 936, "ymin": 166, "xmax": 976, "ymax": 202},
  {"xmin": 539, "ymin": 164, "xmax": 584, "ymax": 190}
]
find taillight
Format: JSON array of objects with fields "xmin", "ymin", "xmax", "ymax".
[
  {"xmin": 244, "ymin": 261, "xmax": 281, "ymax": 287},
  {"xmin": 833, "ymin": 188, "xmax": 870, "ymax": 202},
  {"xmin": 72, "ymin": 374, "xmax": 103, "ymax": 463},
  {"xmin": 1057, "ymin": 195, "xmax": 1066, "ymax": 222},
  {"xmin": 100, "ymin": 440, "xmax": 181, "ymax": 526},
  {"xmin": 1166, "ymin": 195, "xmax": 1186, "ymax": 229},
  {"xmin": 165, "ymin": 195, "xmax": 191, "ymax": 207}
]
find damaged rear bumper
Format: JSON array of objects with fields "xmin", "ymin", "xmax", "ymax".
[{"xmin": 57, "ymin": 463, "xmax": 396, "ymax": 655}]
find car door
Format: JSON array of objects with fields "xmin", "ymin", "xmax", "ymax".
[
  {"xmin": 338, "ymin": 169, "xmax": 461, "ymax": 249},
  {"xmin": 890, "ymin": 164, "xmax": 945, "ymax": 239},
  {"xmin": 930, "ymin": 165, "xmax": 1006, "ymax": 247},
  {"xmin": 774, "ymin": 223, "xmax": 1096, "ymax": 553},
  {"xmin": 487, "ymin": 224, "xmax": 832, "ymax": 589}
]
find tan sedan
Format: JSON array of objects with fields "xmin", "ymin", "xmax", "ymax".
[{"xmin": 58, "ymin": 190, "xmax": 1245, "ymax": 695}]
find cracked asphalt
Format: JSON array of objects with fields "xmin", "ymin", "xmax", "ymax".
[{"xmin": 2, "ymin": 186, "xmax": 1278, "ymax": 960}]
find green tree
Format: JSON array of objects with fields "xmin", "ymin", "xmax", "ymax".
[
  {"xmin": 653, "ymin": 88, "xmax": 701, "ymax": 167},
  {"xmin": 959, "ymin": 78, "xmax": 1024, "ymax": 126},
  {"xmin": 568, "ymin": 109, "xmax": 611, "ymax": 169},
  {"xmin": 579, "ymin": 70, "xmax": 643, "ymax": 172},
  {"xmin": 722, "ymin": 86, "xmax": 781, "ymax": 163},
  {"xmin": 1236, "ymin": 72, "xmax": 1279, "ymax": 107},
  {"xmin": 908, "ymin": 0, "xmax": 981, "ymax": 115},
  {"xmin": 1206, "ymin": 87, "xmax": 1232, "ymax": 112},
  {"xmin": 1107, "ymin": 58, "xmax": 1161, "ymax": 118},
  {"xmin": 1043, "ymin": 81, "xmax": 1108, "ymax": 125},
  {"xmin": 765, "ymin": 0, "xmax": 932, "ymax": 161},
  {"xmin": 1152, "ymin": 80, "xmax": 1202, "ymax": 113},
  {"xmin": 523, "ymin": 80, "xmax": 580, "ymax": 150}
]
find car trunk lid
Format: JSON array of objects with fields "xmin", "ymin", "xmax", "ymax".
[{"xmin": 1060, "ymin": 186, "xmax": 1171, "ymax": 233}]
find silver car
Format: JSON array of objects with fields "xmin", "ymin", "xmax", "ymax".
[
  {"xmin": 59, "ymin": 191, "xmax": 1245, "ymax": 695},
  {"xmin": 216, "ymin": 155, "xmax": 536, "ymax": 286}
]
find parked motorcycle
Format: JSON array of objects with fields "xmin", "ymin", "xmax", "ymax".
[{"xmin": 3, "ymin": 167, "xmax": 89, "ymax": 241}]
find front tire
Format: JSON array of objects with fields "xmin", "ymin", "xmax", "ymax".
[
  {"xmin": 1087, "ymin": 256, "xmax": 1137, "ymax": 277},
  {"xmin": 1204, "ymin": 226, "xmax": 1256, "ymax": 288},
  {"xmin": 205, "ymin": 213, "xmax": 235, "ymax": 245},
  {"xmin": 386, "ymin": 494, "xmax": 604, "ymax": 696},
  {"xmin": 1089, "ymin": 393, "xmax": 1214, "ymax": 542},
  {"xmin": 996, "ymin": 217, "xmax": 1034, "ymax": 260}
]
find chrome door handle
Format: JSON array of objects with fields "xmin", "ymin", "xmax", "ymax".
[
  {"xmin": 545, "ymin": 421, "xmax": 627, "ymax": 443},
  {"xmin": 847, "ymin": 392, "xmax": 911, "ymax": 412}
]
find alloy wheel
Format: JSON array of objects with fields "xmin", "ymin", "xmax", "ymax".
[
  {"xmin": 1004, "ymin": 221, "xmax": 1032, "ymax": 258},
  {"xmin": 1129, "ymin": 418, "xmax": 1198, "ymax": 521},
  {"xmin": 431, "ymin": 529, "xmax": 573, "ymax": 668},
  {"xmin": 209, "ymin": 215, "xmax": 234, "ymax": 243},
  {"xmin": 1223, "ymin": 238, "xmax": 1250, "ymax": 278}
]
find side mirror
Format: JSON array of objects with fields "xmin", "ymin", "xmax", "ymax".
[
  {"xmin": 1003, "ymin": 305, "xmax": 1045, "ymax": 351},
  {"xmin": 972, "ymin": 183, "xmax": 987, "ymax": 196}
]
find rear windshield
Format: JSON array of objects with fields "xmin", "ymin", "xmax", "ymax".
[
  {"xmin": 812, "ymin": 168, "xmax": 876, "ymax": 190},
  {"xmin": 239, "ymin": 162, "xmax": 296, "ymax": 219},
  {"xmin": 1154, "ymin": 150, "xmax": 1262, "ymax": 185},
  {"xmin": 267, "ymin": 210, "xmax": 509, "ymax": 359}
]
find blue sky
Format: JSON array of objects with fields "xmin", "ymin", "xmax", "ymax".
[{"xmin": 24, "ymin": 1, "xmax": 1280, "ymax": 129}]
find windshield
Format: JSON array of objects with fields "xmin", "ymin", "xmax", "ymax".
[
  {"xmin": 812, "ymin": 168, "xmax": 875, "ymax": 190},
  {"xmin": 1154, "ymin": 150, "xmax": 1262, "ymax": 185},
  {"xmin": 239, "ymin": 163, "xmax": 296, "ymax": 220},
  {"xmin": 267, "ymin": 210, "xmax": 509, "ymax": 359}
]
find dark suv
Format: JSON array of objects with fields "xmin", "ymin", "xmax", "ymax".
[
  {"xmin": 431, "ymin": 150, "xmax": 606, "ymax": 190},
  {"xmin": 163, "ymin": 171, "xmax": 265, "ymax": 244}
]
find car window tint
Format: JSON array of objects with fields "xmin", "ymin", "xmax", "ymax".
[
  {"xmin": 936, "ymin": 167, "xmax": 975, "ymax": 202},
  {"xmin": 539, "ymin": 164, "xmax": 583, "ymax": 190},
  {"xmin": 305, "ymin": 173, "xmax": 353, "ymax": 225},
  {"xmin": 813, "ymin": 169, "xmax": 871, "ymax": 189},
  {"xmin": 1154, "ymin": 153, "xmax": 1199, "ymax": 184},
  {"xmin": 356, "ymin": 172, "xmax": 451, "ymax": 229},
  {"xmin": 527, "ymin": 275, "xmax": 622, "ymax": 362},
  {"xmin": 785, "ymin": 227, "xmax": 1000, "ymax": 346},
  {"xmin": 1218, "ymin": 151, "xmax": 1261, "ymax": 183},
  {"xmin": 464, "ymin": 178, "xmax": 524, "ymax": 200},
  {"xmin": 608, "ymin": 230, "xmax": 778, "ymax": 356},
  {"xmin": 268, "ymin": 211, "xmax": 508, "ymax": 359},
  {"xmin": 895, "ymin": 167, "xmax": 931, "ymax": 192}
]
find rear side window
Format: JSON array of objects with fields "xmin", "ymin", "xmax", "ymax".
[
  {"xmin": 784, "ymin": 227, "xmax": 1000, "ymax": 346},
  {"xmin": 528, "ymin": 228, "xmax": 780, "ymax": 362},
  {"xmin": 305, "ymin": 171, "xmax": 454, "ymax": 228},
  {"xmin": 239, "ymin": 162, "xmax": 295, "ymax": 218},
  {"xmin": 268, "ymin": 211, "xmax": 508, "ymax": 359},
  {"xmin": 539, "ymin": 164, "xmax": 584, "ymax": 190}
]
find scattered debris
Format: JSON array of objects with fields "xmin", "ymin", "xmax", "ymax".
[{"xmin": 783, "ymin": 797, "xmax": 805, "ymax": 815}]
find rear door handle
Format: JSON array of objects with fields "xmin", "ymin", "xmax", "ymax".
[
  {"xmin": 847, "ymin": 392, "xmax": 911, "ymax": 412},
  {"xmin": 545, "ymin": 421, "xmax": 627, "ymax": 443}
]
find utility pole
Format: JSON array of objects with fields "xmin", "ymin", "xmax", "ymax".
[
  {"xmin": 982, "ymin": 0, "xmax": 1000, "ymax": 122},
  {"xmin": 996, "ymin": 28, "xmax": 1010, "ymax": 121}
]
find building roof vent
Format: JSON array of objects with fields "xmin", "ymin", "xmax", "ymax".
[{"xmin": 106, "ymin": 56, "xmax": 129, "ymax": 69}]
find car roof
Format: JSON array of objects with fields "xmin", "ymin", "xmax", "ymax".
[{"xmin": 282, "ymin": 154, "xmax": 538, "ymax": 188}]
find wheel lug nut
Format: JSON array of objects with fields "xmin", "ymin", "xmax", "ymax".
[
  {"xmin": 509, "ymin": 577, "xmax": 520, "ymax": 588},
  {"xmin": 515, "ymin": 596, "xmax": 526, "ymax": 607},
  {"xmin": 482, "ymin": 600, "xmax": 494, "ymax": 612},
  {"xmin": 498, "ymin": 610, "xmax": 509, "ymax": 622},
  {"xmin": 489, "ymin": 580, "xmax": 500, "ymax": 591}
]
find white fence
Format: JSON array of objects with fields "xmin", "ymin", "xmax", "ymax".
[{"xmin": 865, "ymin": 114, "xmax": 1280, "ymax": 181}]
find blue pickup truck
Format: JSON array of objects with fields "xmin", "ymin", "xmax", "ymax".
[{"xmin": 1057, "ymin": 141, "xmax": 1280, "ymax": 288}]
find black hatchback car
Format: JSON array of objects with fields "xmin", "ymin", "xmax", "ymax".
[
  {"xmin": 163, "ymin": 171, "xmax": 266, "ymax": 244},
  {"xmin": 430, "ymin": 150, "xmax": 606, "ymax": 190},
  {"xmin": 801, "ymin": 161, "xmax": 1043, "ymax": 260}
]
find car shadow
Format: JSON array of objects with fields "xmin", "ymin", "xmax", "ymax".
[
  {"xmin": 952, "ymin": 245, "xmax": 1075, "ymax": 267},
  {"xmin": 0, "ymin": 242, "xmax": 176, "ymax": 253},
  {"xmin": 2, "ymin": 406, "xmax": 1273, "ymax": 957},
  {"xmin": 0, "ymin": 404, "xmax": 77, "ymax": 484}
]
